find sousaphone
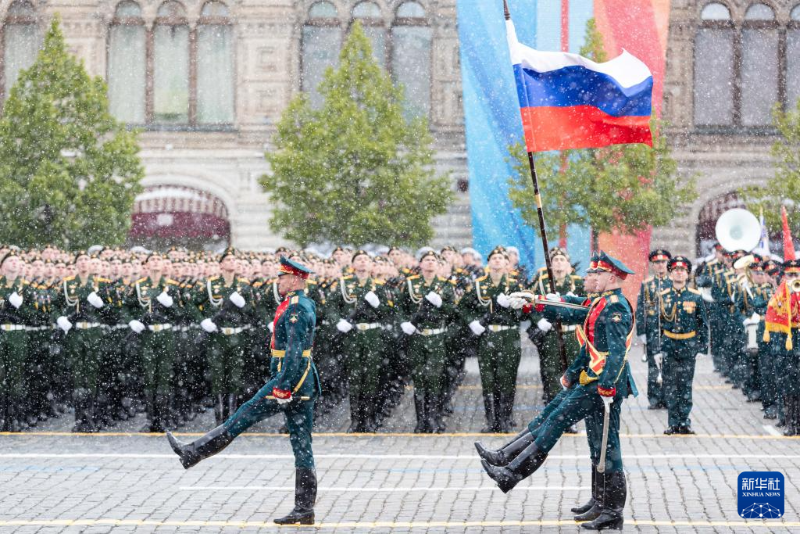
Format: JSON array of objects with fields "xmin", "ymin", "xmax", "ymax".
[{"xmin": 715, "ymin": 208, "xmax": 761, "ymax": 253}]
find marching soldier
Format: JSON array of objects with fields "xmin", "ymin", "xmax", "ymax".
[
  {"xmin": 659, "ymin": 256, "xmax": 708, "ymax": 435},
  {"xmin": 460, "ymin": 246, "xmax": 523, "ymax": 432},
  {"xmin": 397, "ymin": 250, "xmax": 456, "ymax": 433},
  {"xmin": 168, "ymin": 256, "xmax": 322, "ymax": 526},
  {"xmin": 635, "ymin": 249, "xmax": 672, "ymax": 410}
]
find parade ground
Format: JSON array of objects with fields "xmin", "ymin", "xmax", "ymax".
[{"xmin": 2, "ymin": 341, "xmax": 799, "ymax": 533}]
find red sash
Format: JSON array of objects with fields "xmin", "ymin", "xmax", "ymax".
[
  {"xmin": 576, "ymin": 296, "xmax": 635, "ymax": 376},
  {"xmin": 270, "ymin": 298, "xmax": 291, "ymax": 349}
]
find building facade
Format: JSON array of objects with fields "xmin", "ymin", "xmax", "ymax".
[{"xmin": 0, "ymin": 0, "xmax": 469, "ymax": 250}]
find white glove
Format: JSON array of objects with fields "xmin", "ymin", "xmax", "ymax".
[
  {"xmin": 87, "ymin": 291, "xmax": 104, "ymax": 309},
  {"xmin": 364, "ymin": 291, "xmax": 380, "ymax": 309},
  {"xmin": 743, "ymin": 318, "xmax": 753, "ymax": 327},
  {"xmin": 510, "ymin": 291, "xmax": 535, "ymax": 300},
  {"xmin": 156, "ymin": 292, "xmax": 173, "ymax": 308},
  {"xmin": 537, "ymin": 318, "xmax": 552, "ymax": 333},
  {"xmin": 601, "ymin": 395, "xmax": 614, "ymax": 408},
  {"xmin": 469, "ymin": 320, "xmax": 486, "ymax": 336},
  {"xmin": 56, "ymin": 316, "xmax": 72, "ymax": 333},
  {"xmin": 336, "ymin": 319, "xmax": 353, "ymax": 333},
  {"xmin": 268, "ymin": 322, "xmax": 274, "ymax": 333},
  {"xmin": 401, "ymin": 321, "xmax": 417, "ymax": 335},
  {"xmin": 229, "ymin": 291, "xmax": 245, "ymax": 308},
  {"xmin": 750, "ymin": 313, "xmax": 761, "ymax": 323},
  {"xmin": 200, "ymin": 318, "xmax": 218, "ymax": 333},
  {"xmin": 128, "ymin": 320, "xmax": 145, "ymax": 334},
  {"xmin": 545, "ymin": 293, "xmax": 561, "ymax": 302},
  {"xmin": 425, "ymin": 291, "xmax": 443, "ymax": 308},
  {"xmin": 701, "ymin": 290, "xmax": 714, "ymax": 303},
  {"xmin": 8, "ymin": 291, "xmax": 23, "ymax": 309},
  {"xmin": 566, "ymin": 291, "xmax": 577, "ymax": 297},
  {"xmin": 275, "ymin": 396, "xmax": 292, "ymax": 405},
  {"xmin": 654, "ymin": 352, "xmax": 663, "ymax": 367},
  {"xmin": 508, "ymin": 296, "xmax": 527, "ymax": 310},
  {"xmin": 638, "ymin": 334, "xmax": 647, "ymax": 344},
  {"xmin": 696, "ymin": 352, "xmax": 706, "ymax": 358},
  {"xmin": 496, "ymin": 293, "xmax": 511, "ymax": 308}
]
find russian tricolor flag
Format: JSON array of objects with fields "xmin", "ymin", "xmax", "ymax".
[{"xmin": 506, "ymin": 14, "xmax": 653, "ymax": 153}]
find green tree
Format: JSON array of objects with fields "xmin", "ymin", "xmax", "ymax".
[
  {"xmin": 0, "ymin": 18, "xmax": 143, "ymax": 249},
  {"xmin": 507, "ymin": 19, "xmax": 695, "ymax": 248},
  {"xmin": 261, "ymin": 22, "xmax": 452, "ymax": 247},
  {"xmin": 739, "ymin": 100, "xmax": 800, "ymax": 235}
]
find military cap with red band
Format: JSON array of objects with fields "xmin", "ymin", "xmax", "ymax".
[
  {"xmin": 648, "ymin": 249, "xmax": 672, "ymax": 262},
  {"xmin": 277, "ymin": 256, "xmax": 314, "ymax": 279},
  {"xmin": 668, "ymin": 255, "xmax": 692, "ymax": 272},
  {"xmin": 594, "ymin": 251, "xmax": 635, "ymax": 280}
]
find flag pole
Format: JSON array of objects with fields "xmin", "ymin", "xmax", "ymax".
[{"xmin": 504, "ymin": 0, "xmax": 569, "ymax": 373}]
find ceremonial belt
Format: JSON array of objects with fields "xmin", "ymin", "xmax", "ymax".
[
  {"xmin": 26, "ymin": 326, "xmax": 52, "ymax": 332},
  {"xmin": 355, "ymin": 323, "xmax": 381, "ymax": 331},
  {"xmin": 271, "ymin": 349, "xmax": 312, "ymax": 358},
  {"xmin": 219, "ymin": 326, "xmax": 247, "ymax": 336},
  {"xmin": 420, "ymin": 328, "xmax": 446, "ymax": 336},
  {"xmin": 1, "ymin": 324, "xmax": 26, "ymax": 332},
  {"xmin": 75, "ymin": 322, "xmax": 102, "ymax": 330},
  {"xmin": 109, "ymin": 324, "xmax": 129, "ymax": 331},
  {"xmin": 663, "ymin": 330, "xmax": 695, "ymax": 340},
  {"xmin": 561, "ymin": 324, "xmax": 578, "ymax": 333},
  {"xmin": 147, "ymin": 324, "xmax": 172, "ymax": 332},
  {"xmin": 488, "ymin": 324, "xmax": 514, "ymax": 332}
]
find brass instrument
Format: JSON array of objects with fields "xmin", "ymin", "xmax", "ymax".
[
  {"xmin": 716, "ymin": 209, "xmax": 761, "ymax": 253},
  {"xmin": 789, "ymin": 279, "xmax": 800, "ymax": 294}
]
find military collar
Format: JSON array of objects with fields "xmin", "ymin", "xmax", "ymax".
[{"xmin": 285, "ymin": 289, "xmax": 305, "ymax": 300}]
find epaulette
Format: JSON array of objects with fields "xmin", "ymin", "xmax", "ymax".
[
  {"xmin": 64, "ymin": 275, "xmax": 76, "ymax": 282},
  {"xmin": 448, "ymin": 279, "xmax": 456, "ymax": 285},
  {"xmin": 166, "ymin": 278, "xmax": 180, "ymax": 285},
  {"xmin": 342, "ymin": 275, "xmax": 353, "ymax": 280},
  {"xmin": 135, "ymin": 277, "xmax": 147, "ymax": 284},
  {"xmin": 237, "ymin": 277, "xmax": 250, "ymax": 285},
  {"xmin": 659, "ymin": 288, "xmax": 671, "ymax": 296},
  {"xmin": 608, "ymin": 295, "xmax": 619, "ymax": 304},
  {"xmin": 688, "ymin": 287, "xmax": 701, "ymax": 295},
  {"xmin": 290, "ymin": 296, "xmax": 299, "ymax": 305},
  {"xmin": 306, "ymin": 279, "xmax": 318, "ymax": 286},
  {"xmin": 374, "ymin": 280, "xmax": 385, "ymax": 285},
  {"xmin": 407, "ymin": 275, "xmax": 420, "ymax": 280},
  {"xmin": 253, "ymin": 280, "xmax": 264, "ymax": 289},
  {"xmin": 97, "ymin": 277, "xmax": 111, "ymax": 283},
  {"xmin": 477, "ymin": 275, "xmax": 488, "ymax": 282},
  {"xmin": 208, "ymin": 275, "xmax": 219, "ymax": 282},
  {"xmin": 570, "ymin": 274, "xmax": 582, "ymax": 280}
]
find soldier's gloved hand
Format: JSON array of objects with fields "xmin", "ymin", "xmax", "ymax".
[
  {"xmin": 750, "ymin": 313, "xmax": 761, "ymax": 323},
  {"xmin": 425, "ymin": 291, "xmax": 443, "ymax": 308},
  {"xmin": 272, "ymin": 387, "xmax": 292, "ymax": 405},
  {"xmin": 8, "ymin": 291, "xmax": 23, "ymax": 309},
  {"xmin": 56, "ymin": 316, "xmax": 72, "ymax": 333},
  {"xmin": 496, "ymin": 293, "xmax": 511, "ymax": 308},
  {"xmin": 87, "ymin": 291, "xmax": 104, "ymax": 309},
  {"xmin": 701, "ymin": 289, "xmax": 714, "ymax": 303},
  {"xmin": 638, "ymin": 334, "xmax": 647, "ymax": 344},
  {"xmin": 566, "ymin": 291, "xmax": 577, "ymax": 297},
  {"xmin": 400, "ymin": 321, "xmax": 417, "ymax": 335},
  {"xmin": 545, "ymin": 293, "xmax": 562, "ymax": 302},
  {"xmin": 267, "ymin": 322, "xmax": 274, "ymax": 333},
  {"xmin": 537, "ymin": 318, "xmax": 552, "ymax": 333},
  {"xmin": 507, "ymin": 296, "xmax": 528, "ymax": 310},
  {"xmin": 469, "ymin": 320, "xmax": 486, "ymax": 336},
  {"xmin": 156, "ymin": 291, "xmax": 173, "ymax": 308},
  {"xmin": 200, "ymin": 318, "xmax": 218, "ymax": 333},
  {"xmin": 128, "ymin": 320, "xmax": 146, "ymax": 333},
  {"xmin": 364, "ymin": 291, "xmax": 380, "ymax": 309},
  {"xmin": 229, "ymin": 291, "xmax": 246, "ymax": 308},
  {"xmin": 336, "ymin": 319, "xmax": 353, "ymax": 333}
]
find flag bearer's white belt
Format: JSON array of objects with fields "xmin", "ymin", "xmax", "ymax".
[
  {"xmin": 148, "ymin": 324, "xmax": 172, "ymax": 332},
  {"xmin": 75, "ymin": 322, "xmax": 102, "ymax": 330},
  {"xmin": 561, "ymin": 325, "xmax": 578, "ymax": 333},
  {"xmin": 663, "ymin": 330, "xmax": 695, "ymax": 340},
  {"xmin": 1, "ymin": 324, "xmax": 26, "ymax": 332},
  {"xmin": 488, "ymin": 325, "xmax": 515, "ymax": 332},
  {"xmin": 27, "ymin": 326, "xmax": 51, "ymax": 332},
  {"xmin": 271, "ymin": 349, "xmax": 312, "ymax": 358},
  {"xmin": 355, "ymin": 323, "xmax": 381, "ymax": 331},
  {"xmin": 420, "ymin": 328, "xmax": 446, "ymax": 336},
  {"xmin": 220, "ymin": 326, "xmax": 246, "ymax": 336}
]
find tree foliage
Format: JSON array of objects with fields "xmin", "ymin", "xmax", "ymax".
[
  {"xmin": 507, "ymin": 19, "xmax": 695, "ymax": 243},
  {"xmin": 0, "ymin": 18, "xmax": 144, "ymax": 249},
  {"xmin": 261, "ymin": 22, "xmax": 453, "ymax": 247}
]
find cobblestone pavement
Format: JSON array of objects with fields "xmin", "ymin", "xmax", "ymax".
[{"xmin": 2, "ymin": 341, "xmax": 799, "ymax": 533}]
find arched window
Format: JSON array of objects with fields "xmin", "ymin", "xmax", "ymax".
[
  {"xmin": 302, "ymin": 2, "xmax": 342, "ymax": 108},
  {"xmin": 197, "ymin": 2, "xmax": 234, "ymax": 124},
  {"xmin": 789, "ymin": 7, "xmax": 800, "ymax": 109},
  {"xmin": 741, "ymin": 4, "xmax": 778, "ymax": 126},
  {"xmin": 694, "ymin": 4, "xmax": 734, "ymax": 126},
  {"xmin": 108, "ymin": 2, "xmax": 146, "ymax": 123},
  {"xmin": 353, "ymin": 2, "xmax": 386, "ymax": 67},
  {"xmin": 3, "ymin": 0, "xmax": 40, "ymax": 103},
  {"xmin": 391, "ymin": 2, "xmax": 431, "ymax": 118},
  {"xmin": 700, "ymin": 2, "xmax": 731, "ymax": 20},
  {"xmin": 153, "ymin": 1, "xmax": 189, "ymax": 124}
]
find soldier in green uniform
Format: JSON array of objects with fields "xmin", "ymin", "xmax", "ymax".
[
  {"xmin": 25, "ymin": 256, "xmax": 54, "ymax": 426},
  {"xmin": 460, "ymin": 246, "xmax": 523, "ymax": 432},
  {"xmin": 658, "ymin": 256, "xmax": 708, "ymax": 435},
  {"xmin": 479, "ymin": 251, "xmax": 637, "ymax": 531},
  {"xmin": 695, "ymin": 244, "xmax": 726, "ymax": 374},
  {"xmin": 635, "ymin": 249, "xmax": 672, "ymax": 410},
  {"xmin": 168, "ymin": 256, "xmax": 322, "ymax": 526},
  {"xmin": 397, "ymin": 250, "xmax": 456, "ymax": 433},
  {"xmin": 129, "ymin": 253, "xmax": 181, "ymax": 432},
  {"xmin": 756, "ymin": 261, "xmax": 780, "ymax": 419},
  {"xmin": 53, "ymin": 251, "xmax": 111, "ymax": 432},
  {"xmin": 328, "ymin": 250, "xmax": 393, "ymax": 432},
  {"xmin": 195, "ymin": 248, "xmax": 253, "ymax": 424},
  {"xmin": 0, "ymin": 251, "xmax": 31, "ymax": 431},
  {"xmin": 529, "ymin": 247, "xmax": 585, "ymax": 405}
]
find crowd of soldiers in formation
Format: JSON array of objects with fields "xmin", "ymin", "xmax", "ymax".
[{"xmin": 1, "ymin": 241, "xmax": 790, "ymax": 436}]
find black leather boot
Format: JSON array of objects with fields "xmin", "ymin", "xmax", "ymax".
[
  {"xmin": 166, "ymin": 425, "xmax": 235, "ymax": 469},
  {"xmin": 575, "ymin": 468, "xmax": 604, "ymax": 521},
  {"xmin": 348, "ymin": 394, "xmax": 362, "ymax": 433},
  {"xmin": 213, "ymin": 394, "xmax": 225, "ymax": 425},
  {"xmin": 413, "ymin": 391, "xmax": 428, "ymax": 433},
  {"xmin": 481, "ymin": 442, "xmax": 548, "ymax": 493},
  {"xmin": 274, "ymin": 468, "xmax": 317, "ymax": 525},
  {"xmin": 581, "ymin": 471, "xmax": 626, "ymax": 530},
  {"xmin": 481, "ymin": 391, "xmax": 498, "ymax": 433},
  {"xmin": 497, "ymin": 392, "xmax": 514, "ymax": 433},
  {"xmin": 572, "ymin": 464, "xmax": 598, "ymax": 515},
  {"xmin": 475, "ymin": 429, "xmax": 534, "ymax": 466},
  {"xmin": 362, "ymin": 395, "xmax": 377, "ymax": 433},
  {"xmin": 783, "ymin": 396, "xmax": 796, "ymax": 436},
  {"xmin": 428, "ymin": 393, "xmax": 445, "ymax": 434}
]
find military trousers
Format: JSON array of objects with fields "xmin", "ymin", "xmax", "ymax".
[
  {"xmin": 408, "ymin": 331, "xmax": 447, "ymax": 394},
  {"xmin": 224, "ymin": 379, "xmax": 316, "ymax": 469},
  {"xmin": 538, "ymin": 329, "xmax": 579, "ymax": 403},
  {"xmin": 207, "ymin": 330, "xmax": 245, "ymax": 395},
  {"xmin": 662, "ymin": 349, "xmax": 697, "ymax": 428},
  {"xmin": 533, "ymin": 383, "xmax": 625, "ymax": 473},
  {"xmin": 643, "ymin": 333, "xmax": 665, "ymax": 408},
  {"xmin": 0, "ymin": 330, "xmax": 28, "ymax": 407},
  {"xmin": 66, "ymin": 327, "xmax": 103, "ymax": 392},
  {"xmin": 344, "ymin": 328, "xmax": 384, "ymax": 397},
  {"xmin": 140, "ymin": 330, "xmax": 175, "ymax": 396},
  {"xmin": 477, "ymin": 329, "xmax": 521, "ymax": 396},
  {"xmin": 758, "ymin": 336, "xmax": 778, "ymax": 410}
]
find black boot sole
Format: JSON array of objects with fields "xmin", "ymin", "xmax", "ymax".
[
  {"xmin": 166, "ymin": 431, "xmax": 197, "ymax": 469},
  {"xmin": 274, "ymin": 513, "xmax": 314, "ymax": 525},
  {"xmin": 581, "ymin": 517, "xmax": 623, "ymax": 530}
]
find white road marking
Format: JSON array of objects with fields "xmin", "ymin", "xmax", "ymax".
[
  {"xmin": 0, "ymin": 453, "xmax": 797, "ymax": 460},
  {"xmin": 763, "ymin": 425, "xmax": 782, "ymax": 437},
  {"xmin": 178, "ymin": 485, "xmax": 589, "ymax": 493}
]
